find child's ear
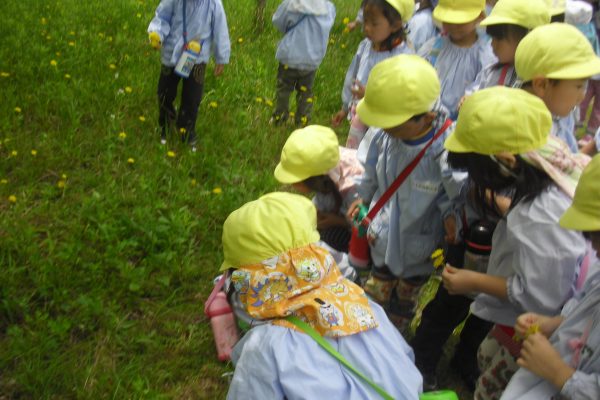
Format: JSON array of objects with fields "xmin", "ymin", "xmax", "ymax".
[{"xmin": 531, "ymin": 77, "xmax": 550, "ymax": 97}]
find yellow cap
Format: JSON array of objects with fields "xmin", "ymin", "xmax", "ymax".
[
  {"xmin": 274, "ymin": 125, "xmax": 340, "ymax": 184},
  {"xmin": 515, "ymin": 23, "xmax": 600, "ymax": 81},
  {"xmin": 357, "ymin": 55, "xmax": 440, "ymax": 129},
  {"xmin": 544, "ymin": 0, "xmax": 566, "ymax": 16},
  {"xmin": 433, "ymin": 0, "xmax": 485, "ymax": 24},
  {"xmin": 220, "ymin": 192, "xmax": 320, "ymax": 271},
  {"xmin": 480, "ymin": 0, "xmax": 550, "ymax": 29},
  {"xmin": 385, "ymin": 0, "xmax": 415, "ymax": 21},
  {"xmin": 560, "ymin": 155, "xmax": 600, "ymax": 231},
  {"xmin": 445, "ymin": 87, "xmax": 551, "ymax": 155}
]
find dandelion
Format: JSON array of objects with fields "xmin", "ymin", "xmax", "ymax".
[
  {"xmin": 265, "ymin": 99, "xmax": 273, "ymax": 107},
  {"xmin": 107, "ymin": 36, "xmax": 113, "ymax": 42},
  {"xmin": 41, "ymin": 17, "xmax": 47, "ymax": 25},
  {"xmin": 118, "ymin": 132, "xmax": 127, "ymax": 139},
  {"xmin": 289, "ymin": 111, "xmax": 296, "ymax": 118},
  {"xmin": 136, "ymin": 13, "xmax": 142, "ymax": 18},
  {"xmin": 191, "ymin": 178, "xmax": 197, "ymax": 186},
  {"xmin": 431, "ymin": 248, "xmax": 445, "ymax": 269},
  {"xmin": 61, "ymin": 174, "xmax": 67, "ymax": 179},
  {"xmin": 46, "ymin": 35, "xmax": 52, "ymax": 40},
  {"xmin": 10, "ymin": 150, "xmax": 17, "ymax": 157},
  {"xmin": 68, "ymin": 41, "xmax": 75, "ymax": 46},
  {"xmin": 31, "ymin": 150, "xmax": 37, "ymax": 156},
  {"xmin": 8, "ymin": 195, "xmax": 16, "ymax": 203},
  {"xmin": 329, "ymin": 38, "xmax": 335, "ymax": 44},
  {"xmin": 1, "ymin": 179, "xmax": 7, "ymax": 184},
  {"xmin": 64, "ymin": 74, "xmax": 71, "ymax": 79},
  {"xmin": 209, "ymin": 101, "xmax": 218, "ymax": 108},
  {"xmin": 306, "ymin": 97, "xmax": 313, "ymax": 103},
  {"xmin": 343, "ymin": 17, "xmax": 350, "ymax": 24},
  {"xmin": 98, "ymin": 32, "xmax": 105, "ymax": 38},
  {"xmin": 0, "ymin": 72, "xmax": 10, "ymax": 78},
  {"xmin": 301, "ymin": 116, "xmax": 308, "ymax": 125},
  {"xmin": 255, "ymin": 97, "xmax": 263, "ymax": 103},
  {"xmin": 138, "ymin": 116, "xmax": 146, "ymax": 122},
  {"xmin": 300, "ymin": 86, "xmax": 307, "ymax": 92},
  {"xmin": 14, "ymin": 107, "xmax": 21, "ymax": 113},
  {"xmin": 237, "ymin": 37, "xmax": 244, "ymax": 43},
  {"xmin": 212, "ymin": 187, "xmax": 222, "ymax": 194},
  {"xmin": 179, "ymin": 127, "xmax": 186, "ymax": 134},
  {"xmin": 109, "ymin": 63, "xmax": 117, "ymax": 70},
  {"xmin": 57, "ymin": 180, "xmax": 66, "ymax": 188},
  {"xmin": 125, "ymin": 86, "xmax": 132, "ymax": 93},
  {"xmin": 50, "ymin": 59, "xmax": 58, "ymax": 67},
  {"xmin": 55, "ymin": 52, "xmax": 61, "ymax": 57},
  {"xmin": 127, "ymin": 158, "xmax": 135, "ymax": 164},
  {"xmin": 167, "ymin": 150, "xmax": 176, "ymax": 158},
  {"xmin": 341, "ymin": 43, "xmax": 346, "ymax": 49},
  {"xmin": 69, "ymin": 31, "xmax": 76, "ymax": 35},
  {"xmin": 343, "ymin": 27, "xmax": 350, "ymax": 34}
]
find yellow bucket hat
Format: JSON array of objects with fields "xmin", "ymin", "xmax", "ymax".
[
  {"xmin": 433, "ymin": 0, "xmax": 485, "ymax": 24},
  {"xmin": 274, "ymin": 125, "xmax": 340, "ymax": 184},
  {"xmin": 220, "ymin": 192, "xmax": 320, "ymax": 271},
  {"xmin": 385, "ymin": 0, "xmax": 415, "ymax": 21},
  {"xmin": 356, "ymin": 54, "xmax": 440, "ymax": 129},
  {"xmin": 480, "ymin": 0, "xmax": 550, "ymax": 30},
  {"xmin": 544, "ymin": 0, "xmax": 566, "ymax": 16},
  {"xmin": 515, "ymin": 23, "xmax": 600, "ymax": 81},
  {"xmin": 560, "ymin": 155, "xmax": 600, "ymax": 231},
  {"xmin": 444, "ymin": 87, "xmax": 551, "ymax": 155}
]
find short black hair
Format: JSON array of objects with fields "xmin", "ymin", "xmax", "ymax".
[{"xmin": 486, "ymin": 23, "xmax": 529, "ymax": 42}]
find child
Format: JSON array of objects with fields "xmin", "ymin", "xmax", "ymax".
[
  {"xmin": 501, "ymin": 155, "xmax": 600, "ymax": 399},
  {"xmin": 274, "ymin": 125, "xmax": 363, "ymax": 252},
  {"xmin": 408, "ymin": 0, "xmax": 439, "ymax": 52},
  {"xmin": 515, "ymin": 23, "xmax": 600, "ymax": 153},
  {"xmin": 441, "ymin": 86, "xmax": 590, "ymax": 400},
  {"xmin": 418, "ymin": 0, "xmax": 496, "ymax": 119},
  {"xmin": 222, "ymin": 192, "xmax": 424, "ymax": 400},
  {"xmin": 271, "ymin": 0, "xmax": 336, "ymax": 126},
  {"xmin": 148, "ymin": 0, "xmax": 230, "ymax": 151},
  {"xmin": 468, "ymin": 0, "xmax": 550, "ymax": 92},
  {"xmin": 332, "ymin": 0, "xmax": 415, "ymax": 149},
  {"xmin": 346, "ymin": 54, "xmax": 464, "ymax": 332}
]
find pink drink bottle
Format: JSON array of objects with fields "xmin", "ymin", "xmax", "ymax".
[{"xmin": 206, "ymin": 291, "xmax": 239, "ymax": 361}]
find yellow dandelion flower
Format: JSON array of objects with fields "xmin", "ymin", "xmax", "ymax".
[
  {"xmin": 255, "ymin": 97, "xmax": 263, "ymax": 103},
  {"xmin": 306, "ymin": 97, "xmax": 313, "ymax": 103},
  {"xmin": 41, "ymin": 17, "xmax": 47, "ymax": 25},
  {"xmin": 525, "ymin": 324, "xmax": 540, "ymax": 338},
  {"xmin": 136, "ymin": 13, "xmax": 142, "ymax": 18},
  {"xmin": 300, "ymin": 86, "xmax": 307, "ymax": 92},
  {"xmin": 61, "ymin": 174, "xmax": 67, "ymax": 179},
  {"xmin": 98, "ymin": 32, "xmax": 105, "ymax": 38},
  {"xmin": 118, "ymin": 132, "xmax": 127, "ymax": 139},
  {"xmin": 167, "ymin": 150, "xmax": 176, "ymax": 158},
  {"xmin": 343, "ymin": 27, "xmax": 350, "ymax": 34},
  {"xmin": 329, "ymin": 39, "xmax": 335, "ymax": 44},
  {"xmin": 1, "ymin": 179, "xmax": 7, "ymax": 184},
  {"xmin": 107, "ymin": 36, "xmax": 113, "ymax": 42},
  {"xmin": 237, "ymin": 37, "xmax": 243, "ymax": 43},
  {"xmin": 68, "ymin": 41, "xmax": 75, "ymax": 46},
  {"xmin": 57, "ymin": 180, "xmax": 66, "ymax": 188},
  {"xmin": 109, "ymin": 63, "xmax": 116, "ymax": 70},
  {"xmin": 14, "ymin": 107, "xmax": 21, "ymax": 113},
  {"xmin": 8, "ymin": 195, "xmax": 16, "ymax": 203},
  {"xmin": 55, "ymin": 52, "xmax": 61, "ymax": 57},
  {"xmin": 432, "ymin": 257, "xmax": 445, "ymax": 268},
  {"xmin": 125, "ymin": 86, "xmax": 132, "ymax": 93},
  {"xmin": 212, "ymin": 187, "xmax": 222, "ymax": 194},
  {"xmin": 179, "ymin": 127, "xmax": 186, "ymax": 133},
  {"xmin": 431, "ymin": 249, "xmax": 444, "ymax": 259},
  {"xmin": 191, "ymin": 179, "xmax": 197, "ymax": 186},
  {"xmin": 138, "ymin": 116, "xmax": 146, "ymax": 122},
  {"xmin": 343, "ymin": 17, "xmax": 350, "ymax": 24},
  {"xmin": 0, "ymin": 72, "xmax": 10, "ymax": 78},
  {"xmin": 265, "ymin": 99, "xmax": 273, "ymax": 107},
  {"xmin": 64, "ymin": 74, "xmax": 71, "ymax": 79},
  {"xmin": 289, "ymin": 111, "xmax": 296, "ymax": 118},
  {"xmin": 127, "ymin": 158, "xmax": 135, "ymax": 164},
  {"xmin": 209, "ymin": 101, "xmax": 218, "ymax": 108},
  {"xmin": 31, "ymin": 150, "xmax": 37, "ymax": 156},
  {"xmin": 301, "ymin": 116, "xmax": 308, "ymax": 125},
  {"xmin": 46, "ymin": 35, "xmax": 51, "ymax": 40},
  {"xmin": 10, "ymin": 150, "xmax": 17, "ymax": 156},
  {"xmin": 69, "ymin": 31, "xmax": 76, "ymax": 35},
  {"xmin": 341, "ymin": 44, "xmax": 346, "ymax": 49},
  {"xmin": 50, "ymin": 59, "xmax": 58, "ymax": 66}
]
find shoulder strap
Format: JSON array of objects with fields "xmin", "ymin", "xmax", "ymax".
[
  {"xmin": 285, "ymin": 315, "xmax": 394, "ymax": 400},
  {"xmin": 362, "ymin": 119, "xmax": 453, "ymax": 226},
  {"xmin": 285, "ymin": 14, "xmax": 307, "ymax": 33}
]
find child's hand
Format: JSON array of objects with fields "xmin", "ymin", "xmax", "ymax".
[
  {"xmin": 214, "ymin": 64, "xmax": 225, "ymax": 77},
  {"xmin": 346, "ymin": 198, "xmax": 364, "ymax": 221},
  {"xmin": 347, "ymin": 20, "xmax": 360, "ymax": 31},
  {"xmin": 443, "ymin": 215, "xmax": 457, "ymax": 244},
  {"xmin": 517, "ymin": 333, "xmax": 575, "ymax": 390},
  {"xmin": 332, "ymin": 110, "xmax": 348, "ymax": 127},
  {"xmin": 149, "ymin": 32, "xmax": 161, "ymax": 50},
  {"xmin": 442, "ymin": 265, "xmax": 477, "ymax": 295},
  {"xmin": 515, "ymin": 313, "xmax": 563, "ymax": 339},
  {"xmin": 350, "ymin": 80, "xmax": 365, "ymax": 99}
]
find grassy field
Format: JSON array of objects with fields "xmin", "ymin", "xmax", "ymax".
[{"xmin": 0, "ymin": 1, "xmax": 469, "ymax": 398}]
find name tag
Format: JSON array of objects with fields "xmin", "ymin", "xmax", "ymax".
[{"xmin": 412, "ymin": 180, "xmax": 440, "ymax": 194}]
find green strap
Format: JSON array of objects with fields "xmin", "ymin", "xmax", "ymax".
[{"xmin": 285, "ymin": 315, "xmax": 394, "ymax": 400}]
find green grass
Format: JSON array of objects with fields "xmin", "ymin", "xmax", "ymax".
[{"xmin": 0, "ymin": 1, "xmax": 470, "ymax": 398}]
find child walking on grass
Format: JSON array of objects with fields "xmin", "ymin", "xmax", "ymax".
[
  {"xmin": 148, "ymin": 0, "xmax": 230, "ymax": 152},
  {"xmin": 271, "ymin": 0, "xmax": 336, "ymax": 126},
  {"xmin": 332, "ymin": 0, "xmax": 415, "ymax": 149},
  {"xmin": 274, "ymin": 125, "xmax": 363, "ymax": 253}
]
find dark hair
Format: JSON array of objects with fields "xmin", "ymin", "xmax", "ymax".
[
  {"xmin": 520, "ymin": 79, "xmax": 561, "ymax": 88},
  {"xmin": 551, "ymin": 13, "xmax": 565, "ymax": 23},
  {"xmin": 303, "ymin": 175, "xmax": 343, "ymax": 212},
  {"xmin": 447, "ymin": 152, "xmax": 553, "ymax": 218},
  {"xmin": 409, "ymin": 112, "xmax": 428, "ymax": 121},
  {"xmin": 362, "ymin": 0, "xmax": 407, "ymax": 51},
  {"xmin": 486, "ymin": 24, "xmax": 529, "ymax": 43}
]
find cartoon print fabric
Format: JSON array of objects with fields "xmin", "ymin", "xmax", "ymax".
[{"xmin": 232, "ymin": 243, "xmax": 378, "ymax": 337}]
